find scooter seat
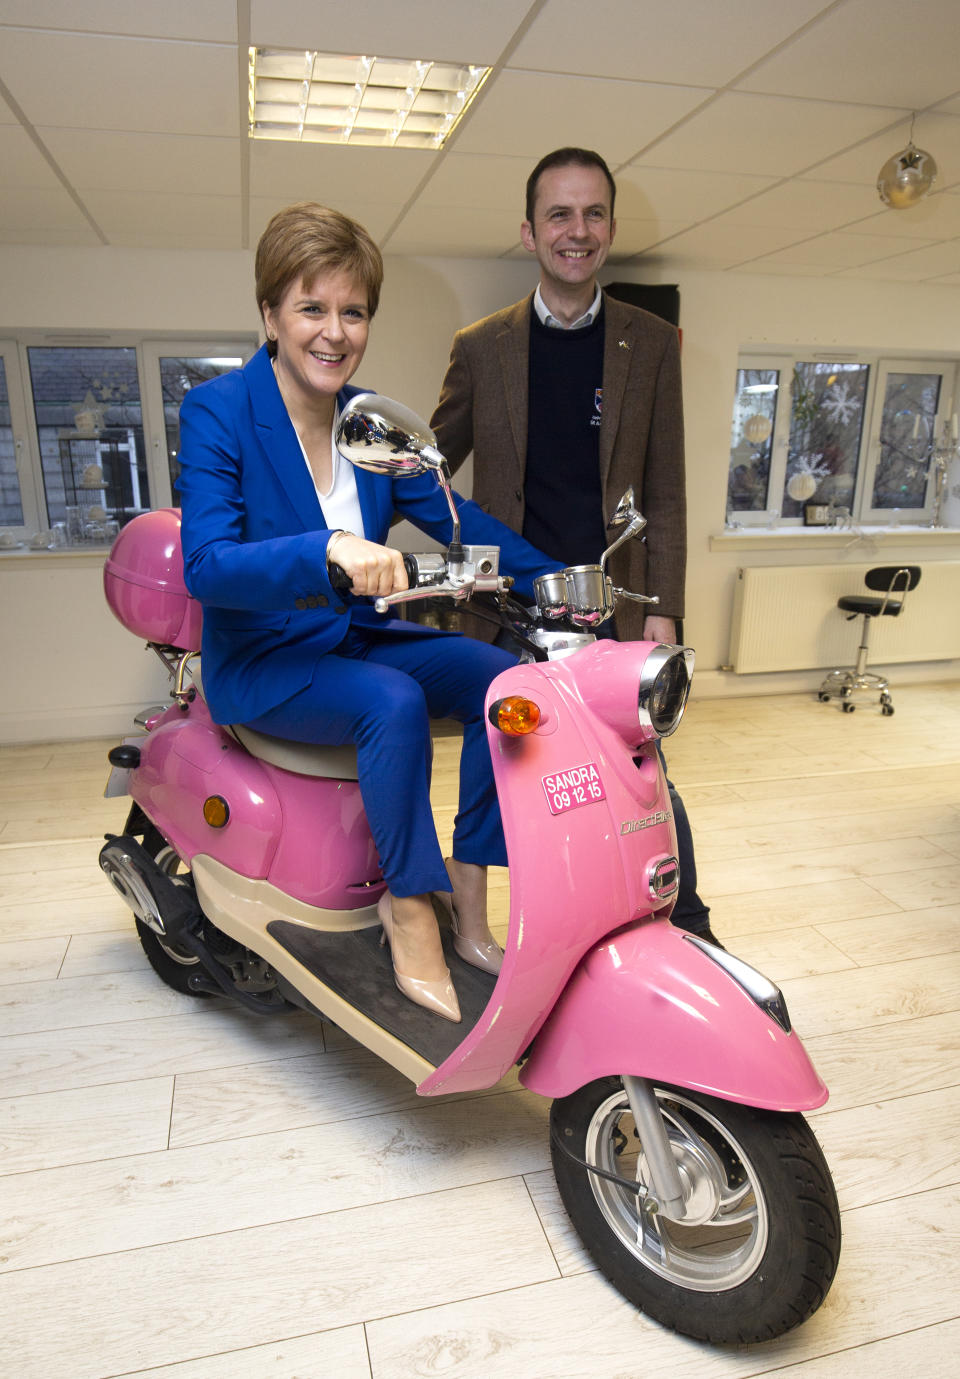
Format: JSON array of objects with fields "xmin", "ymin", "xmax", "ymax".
[
  {"xmin": 190, "ymin": 661, "xmax": 360, "ymax": 780},
  {"xmin": 229, "ymin": 723, "xmax": 360, "ymax": 780}
]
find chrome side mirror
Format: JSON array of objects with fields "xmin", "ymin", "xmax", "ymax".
[
  {"xmin": 335, "ymin": 392, "xmax": 463, "ymax": 554},
  {"xmin": 600, "ymin": 488, "xmax": 647, "ymax": 573},
  {"xmin": 336, "ymin": 393, "xmax": 444, "ymax": 476}
]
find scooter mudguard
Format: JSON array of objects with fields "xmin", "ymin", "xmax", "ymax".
[
  {"xmin": 129, "ymin": 697, "xmax": 382, "ymax": 909},
  {"xmin": 518, "ymin": 919, "xmax": 828, "ymax": 1112}
]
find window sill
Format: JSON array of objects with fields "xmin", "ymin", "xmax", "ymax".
[
  {"xmin": 0, "ymin": 545, "xmax": 112, "ymax": 562},
  {"xmin": 710, "ymin": 525, "xmax": 960, "ymax": 552}
]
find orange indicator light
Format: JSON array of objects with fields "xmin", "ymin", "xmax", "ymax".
[
  {"xmin": 489, "ymin": 696, "xmax": 541, "ymax": 735},
  {"xmin": 202, "ymin": 795, "xmax": 230, "ymax": 828}
]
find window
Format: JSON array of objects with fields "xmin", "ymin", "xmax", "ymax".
[
  {"xmin": 0, "ymin": 334, "xmax": 255, "ymax": 542},
  {"xmin": 140, "ymin": 345, "xmax": 246, "ymax": 496},
  {"xmin": 726, "ymin": 352, "xmax": 958, "ymax": 528}
]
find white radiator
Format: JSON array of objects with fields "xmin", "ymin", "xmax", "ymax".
[{"xmin": 729, "ymin": 562, "xmax": 960, "ymax": 673}]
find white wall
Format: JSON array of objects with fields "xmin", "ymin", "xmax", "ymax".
[{"xmin": 1, "ymin": 243, "xmax": 958, "ymax": 743}]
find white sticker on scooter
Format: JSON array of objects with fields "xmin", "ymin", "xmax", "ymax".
[{"xmin": 541, "ymin": 763, "xmax": 606, "ymax": 816}]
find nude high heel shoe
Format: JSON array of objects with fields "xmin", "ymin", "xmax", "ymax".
[
  {"xmin": 378, "ymin": 891, "xmax": 461, "ymax": 1024},
  {"xmin": 434, "ymin": 887, "xmax": 503, "ymax": 976}
]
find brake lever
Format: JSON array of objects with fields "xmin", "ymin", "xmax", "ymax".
[
  {"xmin": 614, "ymin": 588, "xmax": 660, "ymax": 605},
  {"xmin": 373, "ymin": 578, "xmax": 475, "ymax": 614}
]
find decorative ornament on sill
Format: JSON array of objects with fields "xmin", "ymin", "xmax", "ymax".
[{"xmin": 877, "ymin": 114, "xmax": 938, "ymax": 210}]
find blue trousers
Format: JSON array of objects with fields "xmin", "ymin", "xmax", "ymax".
[
  {"xmin": 656, "ymin": 743, "xmax": 712, "ymax": 935},
  {"xmin": 247, "ymin": 625, "xmax": 516, "ymax": 898}
]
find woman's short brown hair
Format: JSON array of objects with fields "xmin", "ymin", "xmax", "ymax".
[{"xmin": 255, "ymin": 203, "xmax": 384, "ymax": 346}]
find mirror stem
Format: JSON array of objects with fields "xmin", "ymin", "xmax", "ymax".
[
  {"xmin": 421, "ymin": 445, "xmax": 464, "ymax": 561},
  {"xmin": 600, "ymin": 516, "xmax": 646, "ymax": 574}
]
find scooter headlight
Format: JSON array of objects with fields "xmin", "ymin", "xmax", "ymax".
[{"xmin": 638, "ymin": 646, "xmax": 695, "ymax": 739}]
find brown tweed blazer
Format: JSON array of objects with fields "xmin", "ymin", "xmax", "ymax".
[{"xmin": 430, "ymin": 291, "xmax": 687, "ymax": 639}]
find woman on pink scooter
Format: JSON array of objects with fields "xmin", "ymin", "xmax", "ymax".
[{"xmin": 176, "ymin": 202, "xmax": 559, "ymax": 1025}]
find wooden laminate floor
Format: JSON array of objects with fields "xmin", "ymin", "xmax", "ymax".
[{"xmin": 1, "ymin": 683, "xmax": 958, "ymax": 1378}]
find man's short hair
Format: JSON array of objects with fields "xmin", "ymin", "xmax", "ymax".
[{"xmin": 525, "ymin": 148, "xmax": 617, "ymax": 223}]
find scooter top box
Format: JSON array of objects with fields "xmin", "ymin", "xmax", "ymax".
[{"xmin": 104, "ymin": 507, "xmax": 203, "ymax": 650}]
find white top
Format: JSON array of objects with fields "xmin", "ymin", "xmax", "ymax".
[{"xmin": 293, "ymin": 408, "xmax": 365, "ymax": 540}]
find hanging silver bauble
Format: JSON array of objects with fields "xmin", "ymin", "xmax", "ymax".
[{"xmin": 877, "ymin": 141, "xmax": 938, "ymax": 209}]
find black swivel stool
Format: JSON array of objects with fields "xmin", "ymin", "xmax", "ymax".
[{"xmin": 817, "ymin": 565, "xmax": 921, "ymax": 716}]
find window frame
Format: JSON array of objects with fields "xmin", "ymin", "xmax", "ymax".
[
  {"xmin": 140, "ymin": 340, "xmax": 256, "ymax": 508},
  {"xmin": 857, "ymin": 357, "xmax": 958, "ymax": 524},
  {"xmin": 726, "ymin": 348, "xmax": 959, "ymax": 530},
  {"xmin": 2, "ymin": 330, "xmax": 257, "ymax": 534},
  {"xmin": 0, "ymin": 340, "xmax": 45, "ymax": 535}
]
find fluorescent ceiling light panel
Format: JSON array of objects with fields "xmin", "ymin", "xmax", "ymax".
[{"xmin": 248, "ymin": 48, "xmax": 490, "ymax": 149}]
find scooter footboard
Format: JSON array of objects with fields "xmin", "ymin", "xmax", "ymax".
[{"xmin": 519, "ymin": 921, "xmax": 828, "ymax": 1111}]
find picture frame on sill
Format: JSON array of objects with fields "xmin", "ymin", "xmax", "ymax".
[{"xmin": 804, "ymin": 503, "xmax": 830, "ymax": 526}]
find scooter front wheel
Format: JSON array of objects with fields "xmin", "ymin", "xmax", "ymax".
[{"xmin": 550, "ymin": 1077, "xmax": 840, "ymax": 1344}]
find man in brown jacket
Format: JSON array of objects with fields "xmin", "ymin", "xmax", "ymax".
[{"xmin": 430, "ymin": 147, "xmax": 717, "ymax": 942}]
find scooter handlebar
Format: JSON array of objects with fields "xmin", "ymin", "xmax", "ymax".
[{"xmin": 328, "ymin": 554, "xmax": 421, "ymax": 594}]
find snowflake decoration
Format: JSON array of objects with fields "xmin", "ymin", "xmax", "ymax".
[
  {"xmin": 788, "ymin": 452, "xmax": 830, "ymax": 481},
  {"xmin": 821, "ymin": 381, "xmax": 861, "ymax": 426}
]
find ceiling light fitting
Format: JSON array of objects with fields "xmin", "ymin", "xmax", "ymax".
[
  {"xmin": 877, "ymin": 114, "xmax": 938, "ymax": 210},
  {"xmin": 248, "ymin": 48, "xmax": 490, "ymax": 149}
]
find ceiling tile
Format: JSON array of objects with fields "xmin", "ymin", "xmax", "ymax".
[
  {"xmin": 843, "ymin": 192, "xmax": 960, "ymax": 240},
  {"xmin": 453, "ymin": 71, "xmax": 709, "ymax": 163},
  {"xmin": 615, "ymin": 165, "xmax": 779, "ymax": 223},
  {"xmin": 636, "ymin": 92, "xmax": 906, "ymax": 177},
  {"xmin": 0, "ymin": 222, "xmax": 101, "ymax": 246},
  {"xmin": 41, "ymin": 129, "xmax": 240, "ymax": 195},
  {"xmin": 802, "ymin": 111, "xmax": 960, "ymax": 191},
  {"xmin": 736, "ymin": 0, "xmax": 960, "ymax": 109},
  {"xmin": 836, "ymin": 239, "xmax": 960, "ymax": 280},
  {"xmin": 509, "ymin": 0, "xmax": 830, "ymax": 86},
  {"xmin": 0, "ymin": 125, "xmax": 63, "ymax": 188},
  {"xmin": 656, "ymin": 220, "xmax": 815, "ymax": 265},
  {"xmin": 0, "ymin": 0, "xmax": 237, "ymax": 41},
  {"xmin": 709, "ymin": 179, "xmax": 881, "ymax": 233},
  {"xmin": 384, "ymin": 203, "xmax": 522, "ymax": 256},
  {"xmin": 82, "ymin": 189, "xmax": 240, "ymax": 238},
  {"xmin": 416, "ymin": 153, "xmax": 532, "ymax": 212},
  {"xmin": 249, "ymin": 0, "xmax": 525, "ymax": 64},
  {"xmin": 102, "ymin": 229, "xmax": 243, "ymax": 249},
  {"xmin": 249, "ymin": 196, "xmax": 399, "ymax": 247},
  {"xmin": 0, "ymin": 185, "xmax": 96, "ymax": 233},
  {"xmin": 754, "ymin": 229, "xmax": 938, "ymax": 269},
  {"xmin": 0, "ymin": 30, "xmax": 238, "ymax": 136},
  {"xmin": 610, "ymin": 218, "xmax": 692, "ymax": 256},
  {"xmin": 728, "ymin": 260, "xmax": 843, "ymax": 277},
  {"xmin": 249, "ymin": 140, "xmax": 434, "ymax": 204}
]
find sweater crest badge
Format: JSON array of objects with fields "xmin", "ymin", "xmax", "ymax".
[{"xmin": 591, "ymin": 387, "xmax": 603, "ymax": 428}]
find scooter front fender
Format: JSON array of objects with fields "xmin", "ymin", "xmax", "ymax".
[{"xmin": 519, "ymin": 921, "xmax": 827, "ymax": 1112}]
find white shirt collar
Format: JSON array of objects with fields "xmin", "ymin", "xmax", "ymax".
[{"xmin": 533, "ymin": 283, "xmax": 603, "ymax": 331}]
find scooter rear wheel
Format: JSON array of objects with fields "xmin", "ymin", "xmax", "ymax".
[
  {"xmin": 550, "ymin": 1077, "xmax": 839, "ymax": 1344},
  {"xmin": 134, "ymin": 841, "xmax": 211, "ymax": 997}
]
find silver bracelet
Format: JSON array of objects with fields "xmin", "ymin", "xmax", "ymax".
[{"xmin": 326, "ymin": 529, "xmax": 351, "ymax": 567}]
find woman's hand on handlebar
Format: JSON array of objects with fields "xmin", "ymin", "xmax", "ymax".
[{"xmin": 327, "ymin": 532, "xmax": 409, "ymax": 597}]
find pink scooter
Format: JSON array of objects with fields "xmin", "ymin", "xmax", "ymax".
[{"xmin": 99, "ymin": 393, "xmax": 839, "ymax": 1345}]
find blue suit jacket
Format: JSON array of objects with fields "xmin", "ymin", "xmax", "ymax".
[{"xmin": 177, "ymin": 345, "xmax": 557, "ymax": 725}]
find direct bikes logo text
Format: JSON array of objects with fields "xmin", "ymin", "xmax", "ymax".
[{"xmin": 620, "ymin": 810, "xmax": 673, "ymax": 834}]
